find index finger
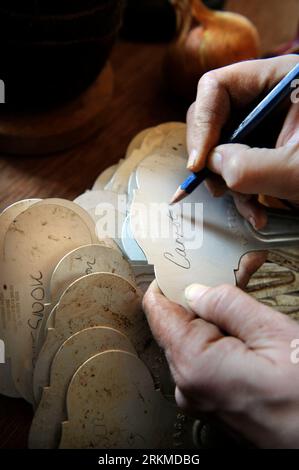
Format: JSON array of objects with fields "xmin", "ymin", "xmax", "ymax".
[{"xmin": 187, "ymin": 54, "xmax": 299, "ymax": 172}]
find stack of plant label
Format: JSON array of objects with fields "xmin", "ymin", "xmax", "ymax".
[
  {"xmin": 0, "ymin": 121, "xmax": 298, "ymax": 449},
  {"xmin": 0, "ymin": 122, "xmax": 196, "ymax": 449}
]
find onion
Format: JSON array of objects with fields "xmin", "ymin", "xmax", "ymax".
[{"xmin": 165, "ymin": 0, "xmax": 261, "ymax": 101}]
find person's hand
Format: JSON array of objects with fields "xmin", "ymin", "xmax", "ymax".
[
  {"xmin": 187, "ymin": 54, "xmax": 299, "ymax": 230},
  {"xmin": 143, "ymin": 281, "xmax": 299, "ymax": 449}
]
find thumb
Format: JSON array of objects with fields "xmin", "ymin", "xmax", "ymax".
[
  {"xmin": 184, "ymin": 283, "xmax": 289, "ymax": 344},
  {"xmin": 207, "ymin": 142, "xmax": 299, "ymax": 200}
]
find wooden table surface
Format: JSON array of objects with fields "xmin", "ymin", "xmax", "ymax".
[{"xmin": 0, "ymin": 41, "xmax": 186, "ymax": 448}]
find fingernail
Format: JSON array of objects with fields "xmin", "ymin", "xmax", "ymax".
[
  {"xmin": 249, "ymin": 216, "xmax": 257, "ymax": 230},
  {"xmin": 251, "ymin": 216, "xmax": 267, "ymax": 231},
  {"xmin": 209, "ymin": 151, "xmax": 222, "ymax": 173},
  {"xmin": 187, "ymin": 149, "xmax": 198, "ymax": 170},
  {"xmin": 185, "ymin": 283, "xmax": 209, "ymax": 303}
]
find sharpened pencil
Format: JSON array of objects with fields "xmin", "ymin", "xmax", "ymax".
[{"xmin": 170, "ymin": 62, "xmax": 299, "ymax": 205}]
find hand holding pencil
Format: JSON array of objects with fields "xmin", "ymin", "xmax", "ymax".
[
  {"xmin": 171, "ymin": 55, "xmax": 299, "ymax": 230},
  {"xmin": 144, "ymin": 55, "xmax": 299, "ymax": 450}
]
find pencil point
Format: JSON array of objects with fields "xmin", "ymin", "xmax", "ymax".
[{"xmin": 169, "ymin": 187, "xmax": 187, "ymax": 205}]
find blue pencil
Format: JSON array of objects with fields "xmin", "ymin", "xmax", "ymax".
[{"xmin": 170, "ymin": 62, "xmax": 299, "ymax": 205}]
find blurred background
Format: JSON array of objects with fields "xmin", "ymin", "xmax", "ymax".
[{"xmin": 0, "ymin": 0, "xmax": 297, "ymax": 109}]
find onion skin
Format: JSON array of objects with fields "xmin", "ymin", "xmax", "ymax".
[{"xmin": 165, "ymin": 0, "xmax": 261, "ymax": 102}]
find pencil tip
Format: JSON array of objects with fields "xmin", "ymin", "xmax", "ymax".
[{"xmin": 169, "ymin": 187, "xmax": 187, "ymax": 205}]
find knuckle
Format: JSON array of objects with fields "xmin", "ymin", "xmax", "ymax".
[
  {"xmin": 165, "ymin": 334, "xmax": 186, "ymax": 369},
  {"xmin": 175, "ymin": 397, "xmax": 190, "ymax": 414},
  {"xmin": 173, "ymin": 335, "xmax": 211, "ymax": 397},
  {"xmin": 288, "ymin": 141, "xmax": 299, "ymax": 165},
  {"xmin": 194, "ymin": 73, "xmax": 221, "ymax": 127},
  {"xmin": 215, "ymin": 283, "xmax": 236, "ymax": 301},
  {"xmin": 142, "ymin": 288, "xmax": 152, "ymax": 313},
  {"xmin": 197, "ymin": 70, "xmax": 219, "ymax": 93},
  {"xmin": 193, "ymin": 71, "xmax": 228, "ymax": 137},
  {"xmin": 210, "ymin": 284, "xmax": 237, "ymax": 315},
  {"xmin": 216, "ymin": 336, "xmax": 239, "ymax": 356},
  {"xmin": 175, "ymin": 370, "xmax": 197, "ymax": 397},
  {"xmin": 172, "ymin": 347, "xmax": 197, "ymax": 395},
  {"xmin": 186, "ymin": 102, "xmax": 195, "ymax": 123},
  {"xmin": 222, "ymin": 153, "xmax": 245, "ymax": 191},
  {"xmin": 176, "ymin": 359, "xmax": 217, "ymax": 402}
]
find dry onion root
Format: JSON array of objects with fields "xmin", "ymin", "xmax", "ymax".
[{"xmin": 165, "ymin": 0, "xmax": 261, "ymax": 101}]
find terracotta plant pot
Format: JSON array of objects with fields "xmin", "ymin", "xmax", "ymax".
[
  {"xmin": 0, "ymin": 0, "xmax": 123, "ymax": 108},
  {"xmin": 0, "ymin": 3, "xmax": 123, "ymax": 42},
  {"xmin": 0, "ymin": 0, "xmax": 116, "ymax": 15}
]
